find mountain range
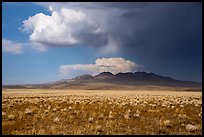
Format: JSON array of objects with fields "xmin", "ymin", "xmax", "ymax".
[{"xmin": 3, "ymin": 72, "xmax": 202, "ymax": 90}]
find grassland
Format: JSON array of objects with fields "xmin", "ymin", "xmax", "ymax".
[{"xmin": 2, "ymin": 89, "xmax": 202, "ymax": 135}]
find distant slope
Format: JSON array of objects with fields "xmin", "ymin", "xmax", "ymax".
[{"xmin": 2, "ymin": 72, "xmax": 202, "ymax": 90}]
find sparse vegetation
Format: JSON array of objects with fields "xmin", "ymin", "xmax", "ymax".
[{"xmin": 2, "ymin": 89, "xmax": 202, "ymax": 135}]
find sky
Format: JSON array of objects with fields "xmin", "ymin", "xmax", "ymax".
[{"xmin": 2, "ymin": 2, "xmax": 202, "ymax": 85}]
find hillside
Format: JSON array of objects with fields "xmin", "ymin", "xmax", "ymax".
[{"xmin": 2, "ymin": 72, "xmax": 202, "ymax": 91}]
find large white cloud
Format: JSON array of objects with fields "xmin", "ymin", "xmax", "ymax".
[
  {"xmin": 22, "ymin": 4, "xmax": 151, "ymax": 55},
  {"xmin": 22, "ymin": 8, "xmax": 105, "ymax": 48},
  {"xmin": 2, "ymin": 39, "xmax": 23, "ymax": 54},
  {"xmin": 59, "ymin": 57, "xmax": 143, "ymax": 77}
]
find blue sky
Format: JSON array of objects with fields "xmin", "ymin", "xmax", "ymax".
[
  {"xmin": 2, "ymin": 2, "xmax": 202, "ymax": 84},
  {"xmin": 2, "ymin": 2, "xmax": 97, "ymax": 84}
]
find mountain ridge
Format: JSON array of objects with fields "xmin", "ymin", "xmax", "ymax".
[{"xmin": 2, "ymin": 71, "xmax": 202, "ymax": 90}]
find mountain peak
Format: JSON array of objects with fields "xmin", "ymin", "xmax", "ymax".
[
  {"xmin": 75, "ymin": 74, "xmax": 94, "ymax": 79},
  {"xmin": 3, "ymin": 71, "xmax": 201, "ymax": 89},
  {"xmin": 116, "ymin": 72, "xmax": 134, "ymax": 75},
  {"xmin": 96, "ymin": 72, "xmax": 114, "ymax": 76},
  {"xmin": 95, "ymin": 72, "xmax": 115, "ymax": 79}
]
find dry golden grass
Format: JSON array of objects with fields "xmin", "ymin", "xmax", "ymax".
[{"xmin": 2, "ymin": 89, "xmax": 202, "ymax": 135}]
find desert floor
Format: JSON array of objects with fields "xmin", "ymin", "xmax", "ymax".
[{"xmin": 2, "ymin": 89, "xmax": 202, "ymax": 135}]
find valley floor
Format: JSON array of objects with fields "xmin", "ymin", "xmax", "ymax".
[{"xmin": 2, "ymin": 89, "xmax": 202, "ymax": 135}]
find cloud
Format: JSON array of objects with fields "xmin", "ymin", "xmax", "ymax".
[
  {"xmin": 26, "ymin": 42, "xmax": 48, "ymax": 52},
  {"xmin": 22, "ymin": 3, "xmax": 156, "ymax": 54},
  {"xmin": 2, "ymin": 39, "xmax": 23, "ymax": 54},
  {"xmin": 21, "ymin": 3, "xmax": 202, "ymax": 82},
  {"xmin": 59, "ymin": 57, "xmax": 143, "ymax": 77},
  {"xmin": 34, "ymin": 2, "xmax": 151, "ymax": 11},
  {"xmin": 22, "ymin": 8, "xmax": 106, "ymax": 48},
  {"xmin": 98, "ymin": 36, "xmax": 121, "ymax": 55},
  {"xmin": 21, "ymin": 4, "xmax": 128, "ymax": 53}
]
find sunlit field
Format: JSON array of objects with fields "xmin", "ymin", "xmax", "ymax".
[{"xmin": 2, "ymin": 89, "xmax": 202, "ymax": 135}]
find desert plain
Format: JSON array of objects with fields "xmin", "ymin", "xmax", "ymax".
[{"xmin": 2, "ymin": 88, "xmax": 202, "ymax": 135}]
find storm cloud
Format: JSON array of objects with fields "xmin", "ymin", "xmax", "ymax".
[{"xmin": 25, "ymin": 2, "xmax": 202, "ymax": 82}]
